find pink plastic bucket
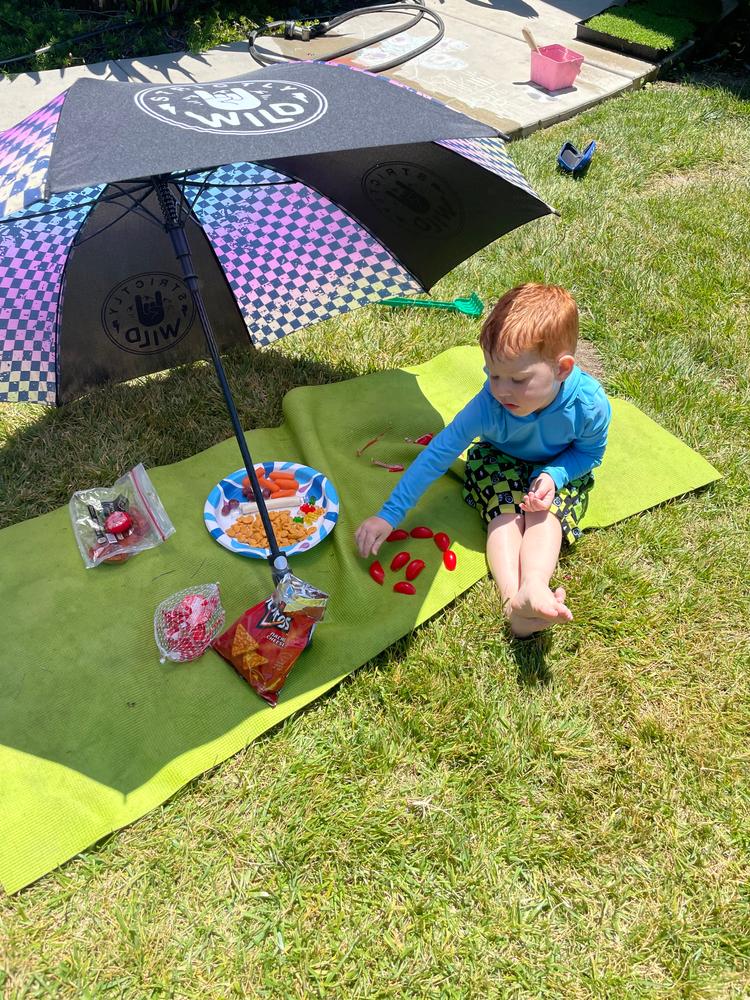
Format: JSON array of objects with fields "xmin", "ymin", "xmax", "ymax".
[{"xmin": 530, "ymin": 44, "xmax": 584, "ymax": 91}]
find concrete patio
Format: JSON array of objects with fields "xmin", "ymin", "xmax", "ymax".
[{"xmin": 0, "ymin": 1, "xmax": 654, "ymax": 136}]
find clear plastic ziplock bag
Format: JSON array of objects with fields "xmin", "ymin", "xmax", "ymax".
[{"xmin": 69, "ymin": 463, "xmax": 175, "ymax": 568}]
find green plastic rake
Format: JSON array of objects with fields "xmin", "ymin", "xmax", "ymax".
[{"xmin": 380, "ymin": 292, "xmax": 484, "ymax": 317}]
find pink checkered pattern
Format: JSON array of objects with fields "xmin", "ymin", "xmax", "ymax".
[
  {"xmin": 0, "ymin": 205, "xmax": 90, "ymax": 402},
  {"xmin": 191, "ymin": 163, "xmax": 421, "ymax": 346}
]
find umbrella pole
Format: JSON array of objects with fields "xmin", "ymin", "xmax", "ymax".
[{"xmin": 152, "ymin": 176, "xmax": 289, "ymax": 584}]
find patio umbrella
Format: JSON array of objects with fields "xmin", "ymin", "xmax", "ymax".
[{"xmin": 0, "ymin": 62, "xmax": 553, "ymax": 580}]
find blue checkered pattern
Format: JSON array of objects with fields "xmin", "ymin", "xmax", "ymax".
[
  {"xmin": 0, "ymin": 204, "xmax": 91, "ymax": 403},
  {"xmin": 189, "ymin": 163, "xmax": 421, "ymax": 347},
  {"xmin": 0, "ymin": 91, "xmax": 67, "ymax": 220},
  {"xmin": 437, "ymin": 137, "xmax": 544, "ymax": 201}
]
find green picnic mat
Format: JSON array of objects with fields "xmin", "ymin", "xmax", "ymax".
[{"xmin": 0, "ymin": 346, "xmax": 719, "ymax": 893}]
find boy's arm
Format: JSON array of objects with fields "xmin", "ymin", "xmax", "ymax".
[
  {"xmin": 531, "ymin": 396, "xmax": 612, "ymax": 489},
  {"xmin": 377, "ymin": 392, "xmax": 487, "ymax": 528}
]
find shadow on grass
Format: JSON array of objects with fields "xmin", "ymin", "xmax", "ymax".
[
  {"xmin": 510, "ymin": 630, "xmax": 553, "ymax": 688},
  {"xmin": 0, "ymin": 344, "xmax": 360, "ymax": 527}
]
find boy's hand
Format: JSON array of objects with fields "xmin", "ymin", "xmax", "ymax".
[
  {"xmin": 355, "ymin": 516, "xmax": 393, "ymax": 558},
  {"xmin": 521, "ymin": 473, "xmax": 556, "ymax": 513}
]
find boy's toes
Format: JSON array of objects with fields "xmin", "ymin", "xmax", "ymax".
[
  {"xmin": 509, "ymin": 613, "xmax": 554, "ymax": 638},
  {"xmin": 552, "ymin": 586, "xmax": 573, "ymax": 621}
]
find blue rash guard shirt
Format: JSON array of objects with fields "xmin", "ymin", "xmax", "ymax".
[{"xmin": 378, "ymin": 365, "xmax": 611, "ymax": 528}]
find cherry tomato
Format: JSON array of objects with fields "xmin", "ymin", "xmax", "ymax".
[
  {"xmin": 434, "ymin": 532, "xmax": 451, "ymax": 552},
  {"xmin": 393, "ymin": 581, "xmax": 416, "ymax": 595},
  {"xmin": 390, "ymin": 551, "xmax": 410, "ymax": 571},
  {"xmin": 387, "ymin": 529, "xmax": 409, "ymax": 542},
  {"xmin": 443, "ymin": 549, "xmax": 457, "ymax": 571},
  {"xmin": 410, "ymin": 526, "xmax": 433, "ymax": 539},
  {"xmin": 405, "ymin": 559, "xmax": 425, "ymax": 581},
  {"xmin": 369, "ymin": 561, "xmax": 385, "ymax": 585}
]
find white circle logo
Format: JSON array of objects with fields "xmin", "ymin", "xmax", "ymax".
[{"xmin": 134, "ymin": 79, "xmax": 328, "ymax": 135}]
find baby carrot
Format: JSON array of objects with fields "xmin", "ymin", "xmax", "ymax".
[
  {"xmin": 273, "ymin": 488, "xmax": 298, "ymax": 498},
  {"xmin": 269, "ymin": 477, "xmax": 298, "ymax": 488},
  {"xmin": 257, "ymin": 476, "xmax": 279, "ymax": 493},
  {"xmin": 269, "ymin": 471, "xmax": 298, "ymax": 483}
]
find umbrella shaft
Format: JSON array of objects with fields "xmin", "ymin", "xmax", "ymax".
[{"xmin": 153, "ymin": 178, "xmax": 288, "ymax": 580}]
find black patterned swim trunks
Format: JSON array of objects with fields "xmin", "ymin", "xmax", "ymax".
[{"xmin": 462, "ymin": 441, "xmax": 594, "ymax": 545}]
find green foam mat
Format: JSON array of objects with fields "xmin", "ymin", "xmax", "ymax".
[{"xmin": 0, "ymin": 347, "xmax": 719, "ymax": 893}]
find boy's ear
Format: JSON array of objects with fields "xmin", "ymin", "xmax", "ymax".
[{"xmin": 557, "ymin": 354, "xmax": 575, "ymax": 380}]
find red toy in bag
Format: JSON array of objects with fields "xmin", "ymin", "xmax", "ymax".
[
  {"xmin": 154, "ymin": 584, "xmax": 225, "ymax": 663},
  {"xmin": 69, "ymin": 463, "xmax": 175, "ymax": 568},
  {"xmin": 213, "ymin": 573, "xmax": 328, "ymax": 706}
]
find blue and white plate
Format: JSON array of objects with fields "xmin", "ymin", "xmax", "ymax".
[{"xmin": 204, "ymin": 461, "xmax": 339, "ymax": 559}]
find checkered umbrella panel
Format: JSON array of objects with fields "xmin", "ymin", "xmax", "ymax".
[{"xmin": 0, "ymin": 62, "xmax": 553, "ymax": 404}]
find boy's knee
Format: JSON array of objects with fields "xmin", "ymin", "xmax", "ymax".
[{"xmin": 487, "ymin": 511, "xmax": 524, "ymax": 532}]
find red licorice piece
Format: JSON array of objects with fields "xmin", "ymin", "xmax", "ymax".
[
  {"xmin": 393, "ymin": 581, "xmax": 416, "ymax": 595},
  {"xmin": 405, "ymin": 559, "xmax": 425, "ymax": 581},
  {"xmin": 443, "ymin": 549, "xmax": 457, "ymax": 571},
  {"xmin": 390, "ymin": 551, "xmax": 410, "ymax": 571},
  {"xmin": 415, "ymin": 433, "xmax": 434, "ymax": 446},
  {"xmin": 433, "ymin": 532, "xmax": 451, "ymax": 552},
  {"xmin": 410, "ymin": 526, "xmax": 433, "ymax": 539},
  {"xmin": 387, "ymin": 529, "xmax": 409, "ymax": 542},
  {"xmin": 369, "ymin": 561, "xmax": 385, "ymax": 585}
]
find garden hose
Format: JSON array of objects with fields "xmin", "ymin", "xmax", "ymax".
[{"xmin": 247, "ymin": 0, "xmax": 445, "ymax": 73}]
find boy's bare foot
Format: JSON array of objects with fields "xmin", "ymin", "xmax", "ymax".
[{"xmin": 509, "ymin": 582, "xmax": 572, "ymax": 637}]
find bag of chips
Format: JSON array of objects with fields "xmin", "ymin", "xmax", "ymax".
[
  {"xmin": 212, "ymin": 573, "xmax": 328, "ymax": 706},
  {"xmin": 69, "ymin": 463, "xmax": 175, "ymax": 568}
]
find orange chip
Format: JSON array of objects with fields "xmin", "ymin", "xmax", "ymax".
[
  {"xmin": 241, "ymin": 649, "xmax": 268, "ymax": 671},
  {"xmin": 232, "ymin": 623, "xmax": 258, "ymax": 657}
]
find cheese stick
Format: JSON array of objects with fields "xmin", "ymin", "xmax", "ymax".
[{"xmin": 239, "ymin": 495, "xmax": 300, "ymax": 514}]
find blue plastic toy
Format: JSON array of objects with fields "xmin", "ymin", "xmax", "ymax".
[{"xmin": 557, "ymin": 140, "xmax": 596, "ymax": 176}]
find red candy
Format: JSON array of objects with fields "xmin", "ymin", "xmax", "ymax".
[
  {"xmin": 433, "ymin": 532, "xmax": 450, "ymax": 552},
  {"xmin": 369, "ymin": 561, "xmax": 385, "ymax": 585},
  {"xmin": 390, "ymin": 551, "xmax": 410, "ymax": 571},
  {"xmin": 387, "ymin": 529, "xmax": 409, "ymax": 542},
  {"xmin": 104, "ymin": 510, "xmax": 133, "ymax": 534},
  {"xmin": 410, "ymin": 526, "xmax": 433, "ymax": 539},
  {"xmin": 443, "ymin": 549, "xmax": 457, "ymax": 571},
  {"xmin": 393, "ymin": 581, "xmax": 416, "ymax": 595},
  {"xmin": 405, "ymin": 559, "xmax": 425, "ymax": 581}
]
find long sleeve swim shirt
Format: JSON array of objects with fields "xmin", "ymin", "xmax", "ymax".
[{"xmin": 378, "ymin": 365, "xmax": 611, "ymax": 528}]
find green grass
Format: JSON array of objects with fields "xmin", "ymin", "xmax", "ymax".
[
  {"xmin": 1, "ymin": 78, "xmax": 750, "ymax": 996},
  {"xmin": 586, "ymin": 6, "xmax": 697, "ymax": 53}
]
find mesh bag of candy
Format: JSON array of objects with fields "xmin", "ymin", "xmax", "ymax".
[
  {"xmin": 154, "ymin": 584, "xmax": 226, "ymax": 663},
  {"xmin": 69, "ymin": 463, "xmax": 175, "ymax": 568},
  {"xmin": 212, "ymin": 573, "xmax": 328, "ymax": 706}
]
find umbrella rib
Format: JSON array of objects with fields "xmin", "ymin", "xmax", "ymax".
[
  {"xmin": 0, "ymin": 181, "xmax": 155, "ymax": 227},
  {"xmin": 71, "ymin": 186, "xmax": 160, "ymax": 248}
]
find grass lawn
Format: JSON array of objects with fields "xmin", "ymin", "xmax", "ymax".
[
  {"xmin": 1, "ymin": 69, "xmax": 750, "ymax": 998},
  {"xmin": 584, "ymin": 8, "xmax": 696, "ymax": 54}
]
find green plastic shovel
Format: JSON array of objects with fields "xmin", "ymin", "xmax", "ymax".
[{"xmin": 380, "ymin": 292, "xmax": 484, "ymax": 317}]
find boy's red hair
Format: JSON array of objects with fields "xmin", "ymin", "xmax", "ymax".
[{"xmin": 480, "ymin": 284, "xmax": 578, "ymax": 361}]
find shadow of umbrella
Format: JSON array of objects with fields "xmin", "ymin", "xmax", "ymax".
[
  {"xmin": 0, "ymin": 61, "xmax": 553, "ymax": 583},
  {"xmin": 0, "ymin": 365, "xmax": 486, "ymax": 793}
]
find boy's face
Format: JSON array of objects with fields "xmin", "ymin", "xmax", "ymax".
[{"xmin": 484, "ymin": 348, "xmax": 574, "ymax": 416}]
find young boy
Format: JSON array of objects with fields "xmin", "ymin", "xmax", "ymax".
[{"xmin": 355, "ymin": 283, "xmax": 611, "ymax": 637}]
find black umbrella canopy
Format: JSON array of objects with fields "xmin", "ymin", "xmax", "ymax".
[
  {"xmin": 45, "ymin": 63, "xmax": 551, "ymax": 292},
  {"xmin": 48, "ymin": 62, "xmax": 499, "ymax": 194}
]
